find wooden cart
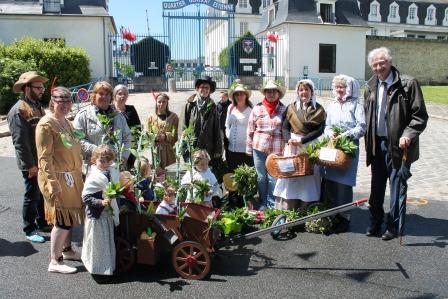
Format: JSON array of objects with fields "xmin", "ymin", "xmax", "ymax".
[{"xmin": 115, "ymin": 203, "xmax": 221, "ymax": 280}]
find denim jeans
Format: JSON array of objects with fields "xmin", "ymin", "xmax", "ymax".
[
  {"xmin": 253, "ymin": 149, "xmax": 277, "ymax": 209},
  {"xmin": 22, "ymin": 171, "xmax": 46, "ymax": 235}
]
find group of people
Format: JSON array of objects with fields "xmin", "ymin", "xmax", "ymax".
[{"xmin": 7, "ymin": 46, "xmax": 428, "ymax": 278}]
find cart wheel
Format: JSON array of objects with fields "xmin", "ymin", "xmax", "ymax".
[
  {"xmin": 115, "ymin": 237, "xmax": 135, "ymax": 273},
  {"xmin": 172, "ymin": 241, "xmax": 211, "ymax": 280},
  {"xmin": 271, "ymin": 214, "xmax": 287, "ymax": 239}
]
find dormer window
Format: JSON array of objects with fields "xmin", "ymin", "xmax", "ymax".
[
  {"xmin": 425, "ymin": 5, "xmax": 436, "ymax": 25},
  {"xmin": 43, "ymin": 0, "xmax": 61, "ymax": 13},
  {"xmin": 368, "ymin": 1, "xmax": 381, "ymax": 22},
  {"xmin": 388, "ymin": 2, "xmax": 400, "ymax": 23},
  {"xmin": 316, "ymin": 1, "xmax": 335, "ymax": 23},
  {"xmin": 407, "ymin": 4, "xmax": 419, "ymax": 25},
  {"xmin": 239, "ymin": 0, "xmax": 248, "ymax": 9},
  {"xmin": 268, "ymin": 7, "xmax": 275, "ymax": 27},
  {"xmin": 444, "ymin": 8, "xmax": 448, "ymax": 26}
]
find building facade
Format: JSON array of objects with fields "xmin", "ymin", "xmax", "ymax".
[
  {"xmin": 359, "ymin": 0, "xmax": 448, "ymax": 40},
  {"xmin": 0, "ymin": 0, "xmax": 117, "ymax": 79}
]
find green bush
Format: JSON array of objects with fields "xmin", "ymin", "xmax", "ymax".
[
  {"xmin": 0, "ymin": 57, "xmax": 37, "ymax": 114},
  {"xmin": 0, "ymin": 37, "xmax": 90, "ymax": 114}
]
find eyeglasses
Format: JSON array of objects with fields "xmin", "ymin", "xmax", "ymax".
[{"xmin": 30, "ymin": 85, "xmax": 45, "ymax": 91}]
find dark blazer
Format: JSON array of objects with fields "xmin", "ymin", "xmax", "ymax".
[{"xmin": 364, "ymin": 66, "xmax": 428, "ymax": 168}]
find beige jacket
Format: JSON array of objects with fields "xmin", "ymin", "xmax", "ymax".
[{"xmin": 36, "ymin": 115, "xmax": 84, "ymax": 226}]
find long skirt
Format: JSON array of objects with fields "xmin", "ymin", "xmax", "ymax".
[{"xmin": 81, "ymin": 212, "xmax": 116, "ymax": 275}]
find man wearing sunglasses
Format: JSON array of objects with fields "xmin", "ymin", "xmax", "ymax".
[{"xmin": 7, "ymin": 71, "xmax": 52, "ymax": 243}]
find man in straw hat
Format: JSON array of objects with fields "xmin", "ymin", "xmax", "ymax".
[
  {"xmin": 7, "ymin": 71, "xmax": 51, "ymax": 243},
  {"xmin": 183, "ymin": 75, "xmax": 223, "ymax": 161}
]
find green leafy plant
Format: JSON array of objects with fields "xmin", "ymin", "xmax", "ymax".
[
  {"xmin": 192, "ymin": 179, "xmax": 211, "ymax": 204},
  {"xmin": 104, "ymin": 181, "xmax": 125, "ymax": 216},
  {"xmin": 232, "ymin": 165, "xmax": 257, "ymax": 197},
  {"xmin": 260, "ymin": 208, "xmax": 303, "ymax": 228},
  {"xmin": 304, "ymin": 204, "xmax": 333, "ymax": 235}
]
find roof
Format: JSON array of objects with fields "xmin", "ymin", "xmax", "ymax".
[
  {"xmin": 0, "ymin": 0, "xmax": 109, "ymax": 16},
  {"xmin": 358, "ymin": 0, "xmax": 448, "ymax": 26},
  {"xmin": 258, "ymin": 0, "xmax": 367, "ymax": 31}
]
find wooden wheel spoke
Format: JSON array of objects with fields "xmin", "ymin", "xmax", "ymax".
[
  {"xmin": 176, "ymin": 257, "xmax": 187, "ymax": 262},
  {"xmin": 180, "ymin": 249, "xmax": 188, "ymax": 257},
  {"xmin": 178, "ymin": 262, "xmax": 189, "ymax": 271},
  {"xmin": 194, "ymin": 252, "xmax": 204, "ymax": 259},
  {"xmin": 189, "ymin": 246, "xmax": 194, "ymax": 255},
  {"xmin": 196, "ymin": 261, "xmax": 207, "ymax": 266}
]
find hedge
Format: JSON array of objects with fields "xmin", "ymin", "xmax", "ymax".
[{"xmin": 0, "ymin": 37, "xmax": 91, "ymax": 114}]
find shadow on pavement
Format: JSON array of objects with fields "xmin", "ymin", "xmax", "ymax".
[
  {"xmin": 402, "ymin": 213, "xmax": 448, "ymax": 247},
  {"xmin": 0, "ymin": 238, "xmax": 38, "ymax": 257}
]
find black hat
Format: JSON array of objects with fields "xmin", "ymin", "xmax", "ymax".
[{"xmin": 194, "ymin": 75, "xmax": 216, "ymax": 93}]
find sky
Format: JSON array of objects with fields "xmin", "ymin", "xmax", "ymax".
[
  {"xmin": 109, "ymin": 0, "xmax": 165, "ymax": 35},
  {"xmin": 108, "ymin": 0, "xmax": 210, "ymax": 35}
]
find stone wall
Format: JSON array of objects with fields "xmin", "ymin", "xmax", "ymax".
[{"xmin": 366, "ymin": 36, "xmax": 448, "ymax": 84}]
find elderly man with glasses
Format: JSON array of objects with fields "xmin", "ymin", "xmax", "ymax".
[{"xmin": 7, "ymin": 71, "xmax": 52, "ymax": 243}]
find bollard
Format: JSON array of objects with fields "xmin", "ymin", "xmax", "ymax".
[{"xmin": 168, "ymin": 78, "xmax": 177, "ymax": 93}]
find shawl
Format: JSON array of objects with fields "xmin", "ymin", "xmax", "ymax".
[
  {"xmin": 286, "ymin": 102, "xmax": 326, "ymax": 135},
  {"xmin": 82, "ymin": 165, "xmax": 120, "ymax": 226}
]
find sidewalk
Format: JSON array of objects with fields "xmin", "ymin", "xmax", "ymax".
[{"xmin": 1, "ymin": 90, "xmax": 447, "ymax": 202}]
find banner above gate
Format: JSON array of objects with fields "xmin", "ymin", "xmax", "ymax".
[{"xmin": 162, "ymin": 0, "xmax": 235, "ymax": 12}]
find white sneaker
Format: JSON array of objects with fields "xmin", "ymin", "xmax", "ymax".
[
  {"xmin": 62, "ymin": 250, "xmax": 81, "ymax": 261},
  {"xmin": 48, "ymin": 261, "xmax": 77, "ymax": 274}
]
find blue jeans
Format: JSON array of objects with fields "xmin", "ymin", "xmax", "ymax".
[
  {"xmin": 21, "ymin": 171, "xmax": 46, "ymax": 235},
  {"xmin": 253, "ymin": 149, "xmax": 277, "ymax": 209}
]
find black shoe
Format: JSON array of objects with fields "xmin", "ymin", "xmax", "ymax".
[
  {"xmin": 381, "ymin": 230, "xmax": 398, "ymax": 241},
  {"xmin": 38, "ymin": 224, "xmax": 53, "ymax": 233},
  {"xmin": 366, "ymin": 226, "xmax": 382, "ymax": 237}
]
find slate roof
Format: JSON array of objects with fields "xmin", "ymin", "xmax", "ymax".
[
  {"xmin": 358, "ymin": 0, "xmax": 448, "ymax": 26},
  {"xmin": 258, "ymin": 0, "xmax": 367, "ymax": 31},
  {"xmin": 0, "ymin": 0, "xmax": 109, "ymax": 15}
]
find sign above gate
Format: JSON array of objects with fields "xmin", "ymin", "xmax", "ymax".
[{"xmin": 162, "ymin": 0, "xmax": 234, "ymax": 12}]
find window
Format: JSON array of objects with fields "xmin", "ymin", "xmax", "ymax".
[
  {"xmin": 437, "ymin": 36, "xmax": 446, "ymax": 40},
  {"xmin": 425, "ymin": 5, "xmax": 436, "ymax": 25},
  {"xmin": 444, "ymin": 8, "xmax": 448, "ymax": 26},
  {"xmin": 369, "ymin": 1, "xmax": 381, "ymax": 22},
  {"xmin": 409, "ymin": 7, "xmax": 416, "ymax": 19},
  {"xmin": 43, "ymin": 0, "xmax": 61, "ymax": 13},
  {"xmin": 371, "ymin": 4, "xmax": 378, "ymax": 16},
  {"xmin": 240, "ymin": 22, "xmax": 248, "ymax": 35},
  {"xmin": 427, "ymin": 8, "xmax": 434, "ymax": 21},
  {"xmin": 407, "ymin": 34, "xmax": 415, "ymax": 38},
  {"xmin": 371, "ymin": 28, "xmax": 378, "ymax": 36},
  {"xmin": 388, "ymin": 2, "xmax": 400, "ymax": 23},
  {"xmin": 319, "ymin": 44, "xmax": 336, "ymax": 73},
  {"xmin": 320, "ymin": 3, "xmax": 333, "ymax": 23},
  {"xmin": 239, "ymin": 0, "xmax": 248, "ymax": 8},
  {"xmin": 407, "ymin": 4, "xmax": 419, "ymax": 24},
  {"xmin": 268, "ymin": 8, "xmax": 275, "ymax": 27},
  {"xmin": 417, "ymin": 35, "xmax": 426, "ymax": 39},
  {"xmin": 390, "ymin": 6, "xmax": 397, "ymax": 18}
]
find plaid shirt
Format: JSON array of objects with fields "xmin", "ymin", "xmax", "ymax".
[{"xmin": 246, "ymin": 102, "xmax": 286, "ymax": 155}]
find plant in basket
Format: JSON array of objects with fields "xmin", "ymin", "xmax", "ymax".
[
  {"xmin": 260, "ymin": 208, "xmax": 303, "ymax": 228},
  {"xmin": 304, "ymin": 204, "xmax": 333, "ymax": 235},
  {"xmin": 306, "ymin": 126, "xmax": 358, "ymax": 169},
  {"xmin": 213, "ymin": 208, "xmax": 256, "ymax": 236}
]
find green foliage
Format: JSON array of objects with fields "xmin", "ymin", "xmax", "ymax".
[
  {"xmin": 105, "ymin": 181, "xmax": 125, "ymax": 199},
  {"xmin": 218, "ymin": 47, "xmax": 229, "ymax": 71},
  {"xmin": 232, "ymin": 164, "xmax": 257, "ymax": 197},
  {"xmin": 192, "ymin": 179, "xmax": 211, "ymax": 204},
  {"xmin": 213, "ymin": 208, "xmax": 256, "ymax": 236},
  {"xmin": 304, "ymin": 205, "xmax": 333, "ymax": 234},
  {"xmin": 154, "ymin": 184, "xmax": 165, "ymax": 201},
  {"xmin": 114, "ymin": 62, "xmax": 134, "ymax": 78},
  {"xmin": 0, "ymin": 56, "xmax": 37, "ymax": 113},
  {"xmin": 0, "ymin": 37, "xmax": 90, "ymax": 113},
  {"xmin": 261, "ymin": 208, "xmax": 303, "ymax": 228}
]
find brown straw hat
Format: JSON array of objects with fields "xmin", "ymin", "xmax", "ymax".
[
  {"xmin": 228, "ymin": 79, "xmax": 252, "ymax": 100},
  {"xmin": 13, "ymin": 71, "xmax": 48, "ymax": 93}
]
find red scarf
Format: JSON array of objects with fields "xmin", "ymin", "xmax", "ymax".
[{"xmin": 262, "ymin": 98, "xmax": 279, "ymax": 117}]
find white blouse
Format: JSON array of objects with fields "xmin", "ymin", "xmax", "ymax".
[{"xmin": 225, "ymin": 106, "xmax": 252, "ymax": 153}]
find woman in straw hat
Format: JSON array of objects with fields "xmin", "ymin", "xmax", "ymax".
[
  {"xmin": 246, "ymin": 79, "xmax": 287, "ymax": 210},
  {"xmin": 225, "ymin": 79, "xmax": 253, "ymax": 172},
  {"xmin": 36, "ymin": 86, "xmax": 85, "ymax": 274},
  {"xmin": 321, "ymin": 75, "xmax": 365, "ymax": 232},
  {"xmin": 273, "ymin": 79, "xmax": 326, "ymax": 210}
]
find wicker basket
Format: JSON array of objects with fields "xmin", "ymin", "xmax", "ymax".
[
  {"xmin": 266, "ymin": 153, "xmax": 313, "ymax": 178},
  {"xmin": 316, "ymin": 147, "xmax": 352, "ymax": 170}
]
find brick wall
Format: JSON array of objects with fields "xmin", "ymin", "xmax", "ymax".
[{"xmin": 366, "ymin": 36, "xmax": 448, "ymax": 84}]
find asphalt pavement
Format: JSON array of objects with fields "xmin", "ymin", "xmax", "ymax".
[{"xmin": 0, "ymin": 91, "xmax": 447, "ymax": 298}]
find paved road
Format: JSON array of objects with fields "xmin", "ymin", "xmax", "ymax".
[{"xmin": 0, "ymin": 90, "xmax": 447, "ymax": 298}]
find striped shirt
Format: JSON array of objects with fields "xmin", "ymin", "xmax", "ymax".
[{"xmin": 246, "ymin": 102, "xmax": 286, "ymax": 155}]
